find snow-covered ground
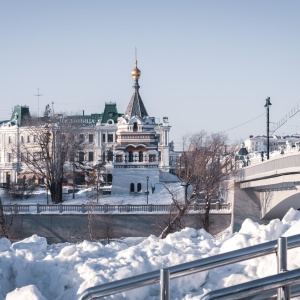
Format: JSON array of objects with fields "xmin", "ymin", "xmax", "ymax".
[
  {"xmin": 0, "ymin": 182, "xmax": 184, "ymax": 206},
  {"xmin": 2, "ymin": 208, "xmax": 300, "ymax": 299}
]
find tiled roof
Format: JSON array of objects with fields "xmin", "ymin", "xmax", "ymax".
[
  {"xmin": 101, "ymin": 102, "xmax": 120, "ymax": 124},
  {"xmin": 124, "ymin": 81, "xmax": 148, "ymax": 119}
]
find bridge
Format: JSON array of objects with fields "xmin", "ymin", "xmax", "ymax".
[{"xmin": 224, "ymin": 152, "xmax": 300, "ymax": 231}]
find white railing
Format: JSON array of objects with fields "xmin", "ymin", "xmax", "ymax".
[
  {"xmin": 236, "ymin": 153, "xmax": 300, "ymax": 182},
  {"xmin": 2, "ymin": 202, "xmax": 231, "ymax": 214}
]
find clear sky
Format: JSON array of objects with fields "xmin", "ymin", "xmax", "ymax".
[{"xmin": 1, "ymin": 1, "xmax": 300, "ymax": 149}]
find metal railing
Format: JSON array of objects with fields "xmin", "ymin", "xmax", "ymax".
[
  {"xmin": 78, "ymin": 234, "xmax": 300, "ymax": 300},
  {"xmin": 2, "ymin": 202, "xmax": 231, "ymax": 214},
  {"xmin": 200, "ymin": 269, "xmax": 300, "ymax": 300}
]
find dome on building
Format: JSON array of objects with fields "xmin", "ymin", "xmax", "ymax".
[
  {"xmin": 238, "ymin": 147, "xmax": 248, "ymax": 156},
  {"xmin": 131, "ymin": 60, "xmax": 141, "ymax": 80}
]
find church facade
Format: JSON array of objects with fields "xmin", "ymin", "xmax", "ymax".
[
  {"xmin": 0, "ymin": 61, "xmax": 174, "ymax": 194},
  {"xmin": 111, "ymin": 61, "xmax": 171, "ymax": 194}
]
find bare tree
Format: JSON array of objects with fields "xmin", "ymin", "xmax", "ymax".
[
  {"xmin": 14, "ymin": 105, "xmax": 83, "ymax": 203},
  {"xmin": 0, "ymin": 197, "xmax": 13, "ymax": 238},
  {"xmin": 160, "ymin": 131, "xmax": 236, "ymax": 239},
  {"xmin": 102, "ymin": 214, "xmax": 114, "ymax": 244}
]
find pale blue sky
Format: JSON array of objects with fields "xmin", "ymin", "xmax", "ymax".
[{"xmin": 1, "ymin": 1, "xmax": 300, "ymax": 148}]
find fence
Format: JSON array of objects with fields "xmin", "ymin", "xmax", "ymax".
[
  {"xmin": 2, "ymin": 202, "xmax": 231, "ymax": 214},
  {"xmin": 236, "ymin": 152, "xmax": 300, "ymax": 181}
]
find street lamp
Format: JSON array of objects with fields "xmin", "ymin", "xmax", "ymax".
[
  {"xmin": 264, "ymin": 97, "xmax": 272, "ymax": 160},
  {"xmin": 146, "ymin": 176, "xmax": 149, "ymax": 204}
]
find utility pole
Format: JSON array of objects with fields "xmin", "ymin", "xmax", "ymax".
[{"xmin": 264, "ymin": 97, "xmax": 272, "ymax": 160}]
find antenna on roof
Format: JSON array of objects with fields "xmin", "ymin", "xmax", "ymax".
[{"xmin": 34, "ymin": 88, "xmax": 43, "ymax": 117}]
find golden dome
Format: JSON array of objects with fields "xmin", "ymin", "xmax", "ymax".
[{"xmin": 131, "ymin": 60, "xmax": 141, "ymax": 80}]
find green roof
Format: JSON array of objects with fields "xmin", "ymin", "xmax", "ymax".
[
  {"xmin": 10, "ymin": 105, "xmax": 30, "ymax": 126},
  {"xmin": 101, "ymin": 102, "xmax": 120, "ymax": 123},
  {"xmin": 65, "ymin": 114, "xmax": 101, "ymax": 126}
]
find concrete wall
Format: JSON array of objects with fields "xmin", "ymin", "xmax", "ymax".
[{"xmin": 5, "ymin": 213, "xmax": 231, "ymax": 244}]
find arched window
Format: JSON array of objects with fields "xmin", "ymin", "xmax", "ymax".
[
  {"xmin": 130, "ymin": 183, "xmax": 134, "ymax": 193},
  {"xmin": 137, "ymin": 183, "xmax": 142, "ymax": 192},
  {"xmin": 139, "ymin": 151, "xmax": 143, "ymax": 162},
  {"xmin": 129, "ymin": 151, "xmax": 133, "ymax": 162},
  {"xmin": 133, "ymin": 122, "xmax": 138, "ymax": 132}
]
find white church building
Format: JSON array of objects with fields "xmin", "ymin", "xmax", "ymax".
[{"xmin": 111, "ymin": 60, "xmax": 171, "ymax": 194}]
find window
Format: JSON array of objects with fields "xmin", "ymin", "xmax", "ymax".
[
  {"xmin": 34, "ymin": 135, "xmax": 37, "ymax": 143},
  {"xmin": 133, "ymin": 122, "xmax": 138, "ymax": 132},
  {"xmin": 79, "ymin": 134, "xmax": 84, "ymax": 143},
  {"xmin": 139, "ymin": 151, "xmax": 143, "ymax": 162},
  {"xmin": 128, "ymin": 151, "xmax": 133, "ymax": 162},
  {"xmin": 20, "ymin": 153, "xmax": 24, "ymax": 162},
  {"xmin": 137, "ymin": 183, "xmax": 142, "ymax": 192},
  {"xmin": 88, "ymin": 151, "xmax": 94, "ymax": 162},
  {"xmin": 108, "ymin": 133, "xmax": 113, "ymax": 143},
  {"xmin": 21, "ymin": 136, "xmax": 24, "ymax": 143},
  {"xmin": 107, "ymin": 150, "xmax": 113, "ymax": 162},
  {"xmin": 130, "ymin": 183, "xmax": 134, "ymax": 193},
  {"xmin": 8, "ymin": 153, "xmax": 11, "ymax": 162},
  {"xmin": 8, "ymin": 137, "xmax": 11, "ymax": 144},
  {"xmin": 79, "ymin": 152, "xmax": 85, "ymax": 162},
  {"xmin": 102, "ymin": 133, "xmax": 106, "ymax": 143},
  {"xmin": 89, "ymin": 134, "xmax": 94, "ymax": 143},
  {"xmin": 27, "ymin": 136, "xmax": 30, "ymax": 143},
  {"xmin": 149, "ymin": 154, "xmax": 156, "ymax": 162}
]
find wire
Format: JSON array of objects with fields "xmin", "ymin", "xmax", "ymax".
[{"xmin": 219, "ymin": 113, "xmax": 265, "ymax": 133}]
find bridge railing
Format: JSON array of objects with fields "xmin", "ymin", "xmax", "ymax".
[
  {"xmin": 236, "ymin": 153, "xmax": 300, "ymax": 181},
  {"xmin": 2, "ymin": 202, "xmax": 231, "ymax": 214}
]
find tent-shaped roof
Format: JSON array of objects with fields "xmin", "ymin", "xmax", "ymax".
[{"xmin": 124, "ymin": 61, "xmax": 148, "ymax": 119}]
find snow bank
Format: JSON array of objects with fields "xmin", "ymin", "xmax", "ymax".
[{"xmin": 1, "ymin": 208, "xmax": 300, "ymax": 299}]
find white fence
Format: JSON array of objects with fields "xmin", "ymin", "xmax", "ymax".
[{"xmin": 3, "ymin": 203, "xmax": 231, "ymax": 214}]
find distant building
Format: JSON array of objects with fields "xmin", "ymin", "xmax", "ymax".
[
  {"xmin": 0, "ymin": 61, "xmax": 177, "ymax": 193},
  {"xmin": 244, "ymin": 135, "xmax": 300, "ymax": 154}
]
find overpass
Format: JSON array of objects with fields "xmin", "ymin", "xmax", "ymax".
[{"xmin": 225, "ymin": 152, "xmax": 300, "ymax": 231}]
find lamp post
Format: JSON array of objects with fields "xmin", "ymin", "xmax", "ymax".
[
  {"xmin": 72, "ymin": 163, "xmax": 75, "ymax": 199},
  {"xmin": 46, "ymin": 185, "xmax": 49, "ymax": 205},
  {"xmin": 264, "ymin": 97, "xmax": 272, "ymax": 160},
  {"xmin": 146, "ymin": 176, "xmax": 149, "ymax": 204}
]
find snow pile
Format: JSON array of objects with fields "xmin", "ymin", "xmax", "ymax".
[{"xmin": 1, "ymin": 208, "xmax": 300, "ymax": 299}]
